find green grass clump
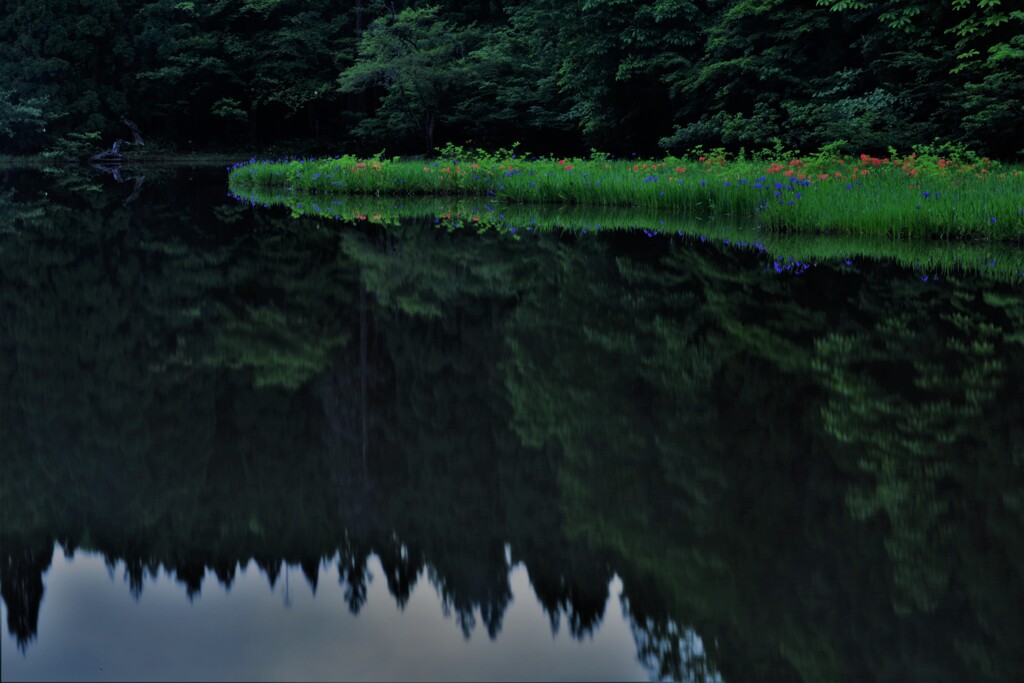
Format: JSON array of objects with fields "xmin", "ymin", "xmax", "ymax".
[
  {"xmin": 227, "ymin": 154, "xmax": 754, "ymax": 215},
  {"xmin": 227, "ymin": 148, "xmax": 1024, "ymax": 240}
]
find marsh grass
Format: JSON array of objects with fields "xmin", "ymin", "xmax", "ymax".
[
  {"xmin": 228, "ymin": 186, "xmax": 1024, "ymax": 284},
  {"xmin": 228, "ymin": 150, "xmax": 1024, "ymax": 240}
]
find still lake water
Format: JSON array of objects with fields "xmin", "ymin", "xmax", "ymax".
[{"xmin": 1, "ymin": 165, "xmax": 1022, "ymax": 681}]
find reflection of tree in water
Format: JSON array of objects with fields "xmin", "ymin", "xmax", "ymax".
[
  {"xmin": 503, "ymin": 237, "xmax": 1024, "ymax": 681},
  {"xmin": 2, "ymin": 175, "xmax": 1024, "ymax": 680},
  {"xmin": 814, "ymin": 273, "xmax": 1024, "ymax": 679},
  {"xmin": 0, "ymin": 541, "xmax": 52, "ymax": 652},
  {"xmin": 629, "ymin": 611, "xmax": 723, "ymax": 683}
]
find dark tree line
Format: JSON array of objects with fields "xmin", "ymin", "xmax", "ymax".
[{"xmin": 1, "ymin": 0, "xmax": 1021, "ymax": 158}]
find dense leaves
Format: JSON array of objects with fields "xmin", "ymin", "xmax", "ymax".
[{"xmin": 0, "ymin": 0, "xmax": 1020, "ymax": 157}]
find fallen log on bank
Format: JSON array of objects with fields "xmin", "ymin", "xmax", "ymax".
[{"xmin": 88, "ymin": 116, "xmax": 144, "ymax": 166}]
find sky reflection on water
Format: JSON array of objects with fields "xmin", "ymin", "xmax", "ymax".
[{"xmin": 1, "ymin": 546, "xmax": 648, "ymax": 682}]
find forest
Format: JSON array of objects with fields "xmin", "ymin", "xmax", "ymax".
[{"xmin": 1, "ymin": 0, "xmax": 1022, "ymax": 159}]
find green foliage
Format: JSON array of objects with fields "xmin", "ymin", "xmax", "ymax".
[
  {"xmin": 229, "ymin": 151, "xmax": 1024, "ymax": 240},
  {"xmin": 0, "ymin": 91, "xmax": 48, "ymax": 145},
  {"xmin": 40, "ymin": 132, "xmax": 104, "ymax": 160},
  {"xmin": 0, "ymin": 0, "xmax": 1021, "ymax": 157},
  {"xmin": 337, "ymin": 6, "xmax": 482, "ymax": 152}
]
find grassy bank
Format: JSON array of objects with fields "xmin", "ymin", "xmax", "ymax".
[
  {"xmin": 227, "ymin": 149, "xmax": 1024, "ymax": 240},
  {"xmin": 227, "ymin": 186, "xmax": 1024, "ymax": 284}
]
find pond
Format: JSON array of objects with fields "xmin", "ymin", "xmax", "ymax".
[{"xmin": 1, "ymin": 165, "xmax": 1022, "ymax": 681}]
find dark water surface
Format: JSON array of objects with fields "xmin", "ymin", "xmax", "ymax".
[{"xmin": 1, "ymin": 166, "xmax": 1022, "ymax": 681}]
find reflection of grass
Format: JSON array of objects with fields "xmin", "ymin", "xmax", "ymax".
[
  {"xmin": 227, "ymin": 153, "xmax": 1024, "ymax": 239},
  {"xmin": 227, "ymin": 187, "xmax": 1024, "ymax": 284}
]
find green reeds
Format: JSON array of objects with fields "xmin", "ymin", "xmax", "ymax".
[{"xmin": 227, "ymin": 152, "xmax": 1024, "ymax": 240}]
